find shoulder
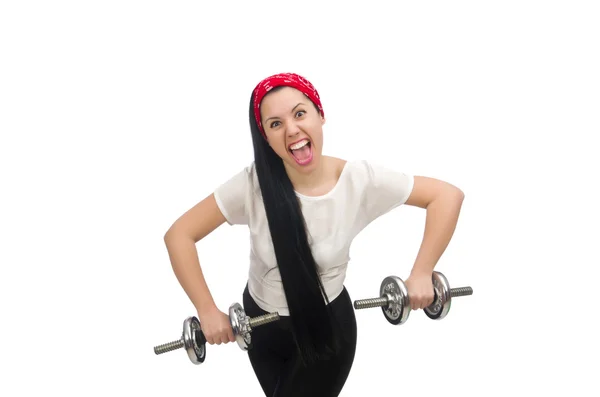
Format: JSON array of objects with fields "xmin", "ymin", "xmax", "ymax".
[
  {"xmin": 349, "ymin": 158, "xmax": 411, "ymax": 177},
  {"xmin": 214, "ymin": 161, "xmax": 259, "ymax": 197},
  {"xmin": 342, "ymin": 158, "xmax": 414, "ymax": 199},
  {"xmin": 213, "ymin": 161, "xmax": 258, "ymax": 225},
  {"xmin": 244, "ymin": 161, "xmax": 261, "ymax": 195},
  {"xmin": 322, "ymin": 156, "xmax": 369, "ymax": 175},
  {"xmin": 338, "ymin": 158, "xmax": 385, "ymax": 181},
  {"xmin": 234, "ymin": 161, "xmax": 256, "ymax": 178},
  {"xmin": 225, "ymin": 161, "xmax": 257, "ymax": 182}
]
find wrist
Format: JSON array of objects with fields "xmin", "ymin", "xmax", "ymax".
[
  {"xmin": 195, "ymin": 299, "xmax": 218, "ymax": 317},
  {"xmin": 410, "ymin": 265, "xmax": 433, "ymax": 278}
]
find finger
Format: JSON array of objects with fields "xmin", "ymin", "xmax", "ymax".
[
  {"xmin": 222, "ymin": 330, "xmax": 231, "ymax": 344},
  {"xmin": 415, "ymin": 300, "xmax": 421, "ymax": 310},
  {"xmin": 229, "ymin": 329, "xmax": 236, "ymax": 343},
  {"xmin": 420, "ymin": 296, "xmax": 429, "ymax": 309},
  {"xmin": 427, "ymin": 294, "xmax": 435, "ymax": 307},
  {"xmin": 412, "ymin": 298, "xmax": 420, "ymax": 310},
  {"xmin": 430, "ymin": 289, "xmax": 438, "ymax": 307},
  {"xmin": 409, "ymin": 297, "xmax": 416, "ymax": 310},
  {"xmin": 201, "ymin": 329, "xmax": 209, "ymax": 344},
  {"xmin": 422, "ymin": 296, "xmax": 431, "ymax": 309}
]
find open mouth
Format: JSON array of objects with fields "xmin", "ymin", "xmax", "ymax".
[{"xmin": 288, "ymin": 138, "xmax": 313, "ymax": 165}]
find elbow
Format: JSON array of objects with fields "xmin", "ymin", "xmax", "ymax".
[
  {"xmin": 164, "ymin": 223, "xmax": 194, "ymax": 245},
  {"xmin": 164, "ymin": 224, "xmax": 180, "ymax": 243},
  {"xmin": 440, "ymin": 185, "xmax": 464, "ymax": 208},
  {"xmin": 455, "ymin": 187, "xmax": 465, "ymax": 202},
  {"xmin": 450, "ymin": 187, "xmax": 465, "ymax": 211},
  {"xmin": 451, "ymin": 185, "xmax": 465, "ymax": 202}
]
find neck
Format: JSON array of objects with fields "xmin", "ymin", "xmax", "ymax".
[{"xmin": 284, "ymin": 156, "xmax": 328, "ymax": 192}]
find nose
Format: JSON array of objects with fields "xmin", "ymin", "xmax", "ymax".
[{"xmin": 286, "ymin": 118, "xmax": 301, "ymax": 137}]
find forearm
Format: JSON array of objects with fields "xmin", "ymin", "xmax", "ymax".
[
  {"xmin": 410, "ymin": 189, "xmax": 464, "ymax": 276},
  {"xmin": 164, "ymin": 232, "xmax": 217, "ymax": 315}
]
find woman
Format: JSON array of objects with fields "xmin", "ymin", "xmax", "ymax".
[{"xmin": 164, "ymin": 73, "xmax": 465, "ymax": 396}]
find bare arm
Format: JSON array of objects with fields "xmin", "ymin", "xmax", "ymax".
[
  {"xmin": 163, "ymin": 193, "xmax": 227, "ymax": 316},
  {"xmin": 405, "ymin": 176, "xmax": 465, "ymax": 277}
]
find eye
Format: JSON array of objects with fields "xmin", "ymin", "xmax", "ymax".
[{"xmin": 268, "ymin": 110, "xmax": 305, "ymax": 129}]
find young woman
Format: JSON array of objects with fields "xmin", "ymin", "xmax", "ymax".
[{"xmin": 164, "ymin": 73, "xmax": 465, "ymax": 396}]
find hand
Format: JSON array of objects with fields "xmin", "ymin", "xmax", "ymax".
[
  {"xmin": 197, "ymin": 306, "xmax": 236, "ymax": 345},
  {"xmin": 405, "ymin": 272, "xmax": 435, "ymax": 310}
]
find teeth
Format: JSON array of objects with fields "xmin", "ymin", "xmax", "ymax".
[{"xmin": 289, "ymin": 139, "xmax": 309, "ymax": 150}]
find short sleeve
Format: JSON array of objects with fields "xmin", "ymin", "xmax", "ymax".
[
  {"xmin": 213, "ymin": 166, "xmax": 251, "ymax": 225},
  {"xmin": 361, "ymin": 160, "xmax": 414, "ymax": 224}
]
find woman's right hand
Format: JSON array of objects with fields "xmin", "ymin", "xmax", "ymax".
[{"xmin": 197, "ymin": 306, "xmax": 236, "ymax": 345}]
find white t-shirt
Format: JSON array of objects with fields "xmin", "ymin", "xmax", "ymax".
[{"xmin": 213, "ymin": 159, "xmax": 414, "ymax": 315}]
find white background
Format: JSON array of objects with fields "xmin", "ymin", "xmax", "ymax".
[{"xmin": 1, "ymin": 1, "xmax": 598, "ymax": 396}]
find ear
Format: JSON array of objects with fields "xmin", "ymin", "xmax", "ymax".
[{"xmin": 321, "ymin": 115, "xmax": 326, "ymax": 125}]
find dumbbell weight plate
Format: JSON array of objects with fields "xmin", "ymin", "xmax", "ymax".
[
  {"xmin": 380, "ymin": 276, "xmax": 410, "ymax": 325},
  {"xmin": 229, "ymin": 303, "xmax": 252, "ymax": 350},
  {"xmin": 184, "ymin": 317, "xmax": 206, "ymax": 364},
  {"xmin": 424, "ymin": 272, "xmax": 451, "ymax": 320}
]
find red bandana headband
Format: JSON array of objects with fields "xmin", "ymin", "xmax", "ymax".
[{"xmin": 252, "ymin": 73, "xmax": 324, "ymax": 138}]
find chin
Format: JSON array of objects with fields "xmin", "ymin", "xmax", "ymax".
[{"xmin": 283, "ymin": 154, "xmax": 321, "ymax": 174}]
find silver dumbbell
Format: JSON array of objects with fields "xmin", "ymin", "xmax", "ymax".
[
  {"xmin": 153, "ymin": 302, "xmax": 280, "ymax": 365},
  {"xmin": 353, "ymin": 271, "xmax": 473, "ymax": 325}
]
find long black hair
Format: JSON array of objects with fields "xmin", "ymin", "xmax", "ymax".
[{"xmin": 248, "ymin": 87, "xmax": 341, "ymax": 366}]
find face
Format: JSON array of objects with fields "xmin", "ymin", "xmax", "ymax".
[{"xmin": 259, "ymin": 86, "xmax": 326, "ymax": 173}]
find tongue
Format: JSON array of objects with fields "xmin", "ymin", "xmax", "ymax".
[{"xmin": 292, "ymin": 145, "xmax": 311, "ymax": 160}]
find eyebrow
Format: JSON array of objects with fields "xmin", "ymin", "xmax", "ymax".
[{"xmin": 265, "ymin": 102, "xmax": 305, "ymax": 123}]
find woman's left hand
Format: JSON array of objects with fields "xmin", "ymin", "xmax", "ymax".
[{"xmin": 405, "ymin": 272, "xmax": 435, "ymax": 310}]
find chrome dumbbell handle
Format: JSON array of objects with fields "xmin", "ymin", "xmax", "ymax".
[
  {"xmin": 153, "ymin": 309, "xmax": 280, "ymax": 365},
  {"xmin": 354, "ymin": 286, "xmax": 473, "ymax": 310},
  {"xmin": 249, "ymin": 312, "xmax": 280, "ymax": 327},
  {"xmin": 448, "ymin": 286, "xmax": 473, "ymax": 297},
  {"xmin": 153, "ymin": 311, "xmax": 279, "ymax": 355},
  {"xmin": 354, "ymin": 296, "xmax": 389, "ymax": 310},
  {"xmin": 154, "ymin": 339, "xmax": 187, "ymax": 355},
  {"xmin": 353, "ymin": 272, "xmax": 473, "ymax": 324},
  {"xmin": 154, "ymin": 316, "xmax": 206, "ymax": 364},
  {"xmin": 229, "ymin": 303, "xmax": 280, "ymax": 351}
]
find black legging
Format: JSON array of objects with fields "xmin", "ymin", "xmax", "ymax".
[{"xmin": 242, "ymin": 284, "xmax": 357, "ymax": 397}]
